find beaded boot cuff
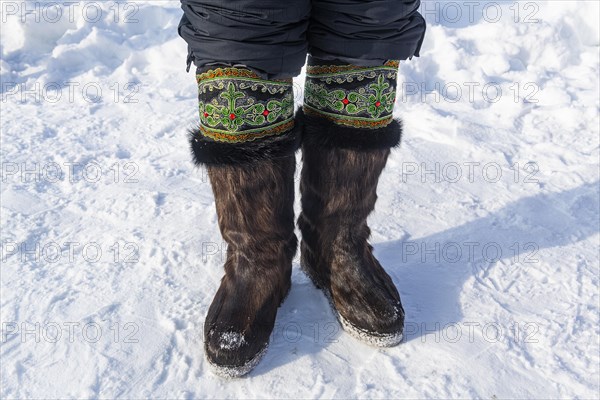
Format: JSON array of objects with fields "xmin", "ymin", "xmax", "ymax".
[
  {"xmin": 197, "ymin": 67, "xmax": 295, "ymax": 143},
  {"xmin": 303, "ymin": 60, "xmax": 399, "ymax": 129}
]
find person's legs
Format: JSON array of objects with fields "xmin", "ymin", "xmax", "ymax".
[
  {"xmin": 299, "ymin": 1, "xmax": 425, "ymax": 346},
  {"xmin": 178, "ymin": 1, "xmax": 309, "ymax": 377}
]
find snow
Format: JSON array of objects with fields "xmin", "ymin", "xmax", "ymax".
[
  {"xmin": 218, "ymin": 332, "xmax": 247, "ymax": 351},
  {"xmin": 1, "ymin": 0, "xmax": 599, "ymax": 398}
]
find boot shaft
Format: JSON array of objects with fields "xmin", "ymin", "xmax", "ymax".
[
  {"xmin": 300, "ymin": 143, "xmax": 391, "ymax": 226},
  {"xmin": 207, "ymin": 155, "xmax": 297, "ymax": 264}
]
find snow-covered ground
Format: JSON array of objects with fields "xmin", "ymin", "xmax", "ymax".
[{"xmin": 1, "ymin": 1, "xmax": 599, "ymax": 398}]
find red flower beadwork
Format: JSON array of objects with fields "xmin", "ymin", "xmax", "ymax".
[
  {"xmin": 375, "ymin": 101, "xmax": 381, "ymax": 107},
  {"xmin": 342, "ymin": 98, "xmax": 349, "ymax": 105},
  {"xmin": 229, "ymin": 113, "xmax": 236, "ymax": 120},
  {"xmin": 263, "ymin": 110, "xmax": 270, "ymax": 116}
]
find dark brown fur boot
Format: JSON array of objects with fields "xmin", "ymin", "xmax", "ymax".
[
  {"xmin": 188, "ymin": 66, "xmax": 301, "ymax": 377},
  {"xmin": 203, "ymin": 153, "xmax": 297, "ymax": 377},
  {"xmin": 297, "ymin": 109, "xmax": 405, "ymax": 347},
  {"xmin": 189, "ymin": 131, "xmax": 299, "ymax": 376}
]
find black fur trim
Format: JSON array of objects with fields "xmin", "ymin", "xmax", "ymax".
[
  {"xmin": 298, "ymin": 108, "xmax": 402, "ymax": 150},
  {"xmin": 188, "ymin": 118, "xmax": 302, "ymax": 166}
]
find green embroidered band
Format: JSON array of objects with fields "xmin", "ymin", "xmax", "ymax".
[
  {"xmin": 197, "ymin": 67, "xmax": 295, "ymax": 143},
  {"xmin": 303, "ymin": 61, "xmax": 399, "ymax": 129}
]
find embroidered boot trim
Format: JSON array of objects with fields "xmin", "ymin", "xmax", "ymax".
[
  {"xmin": 303, "ymin": 61, "xmax": 399, "ymax": 129},
  {"xmin": 197, "ymin": 67, "xmax": 295, "ymax": 143}
]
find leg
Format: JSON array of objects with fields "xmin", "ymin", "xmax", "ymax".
[
  {"xmin": 178, "ymin": 1, "xmax": 309, "ymax": 377},
  {"xmin": 299, "ymin": 1, "xmax": 426, "ymax": 346}
]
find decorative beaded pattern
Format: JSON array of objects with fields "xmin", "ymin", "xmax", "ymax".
[
  {"xmin": 197, "ymin": 67, "xmax": 294, "ymax": 143},
  {"xmin": 303, "ymin": 61, "xmax": 399, "ymax": 129}
]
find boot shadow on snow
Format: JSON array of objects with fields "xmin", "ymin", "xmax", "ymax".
[{"xmin": 376, "ymin": 181, "xmax": 599, "ymax": 343}]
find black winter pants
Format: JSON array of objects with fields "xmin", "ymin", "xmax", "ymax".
[{"xmin": 179, "ymin": 0, "xmax": 426, "ymax": 79}]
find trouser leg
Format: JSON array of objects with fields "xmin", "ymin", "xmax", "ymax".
[
  {"xmin": 179, "ymin": 0, "xmax": 310, "ymax": 79},
  {"xmin": 308, "ymin": 0, "xmax": 426, "ymax": 66}
]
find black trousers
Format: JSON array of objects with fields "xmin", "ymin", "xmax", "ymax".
[{"xmin": 178, "ymin": 0, "xmax": 426, "ymax": 79}]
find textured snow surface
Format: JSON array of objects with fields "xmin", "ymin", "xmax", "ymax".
[{"xmin": 1, "ymin": 1, "xmax": 599, "ymax": 398}]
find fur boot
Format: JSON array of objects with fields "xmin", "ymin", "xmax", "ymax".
[
  {"xmin": 189, "ymin": 66, "xmax": 300, "ymax": 377},
  {"xmin": 202, "ymin": 153, "xmax": 297, "ymax": 377},
  {"xmin": 298, "ymin": 58, "xmax": 405, "ymax": 347}
]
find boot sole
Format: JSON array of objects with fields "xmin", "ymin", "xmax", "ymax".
[
  {"xmin": 206, "ymin": 344, "xmax": 269, "ymax": 379},
  {"xmin": 300, "ymin": 263, "xmax": 403, "ymax": 347}
]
